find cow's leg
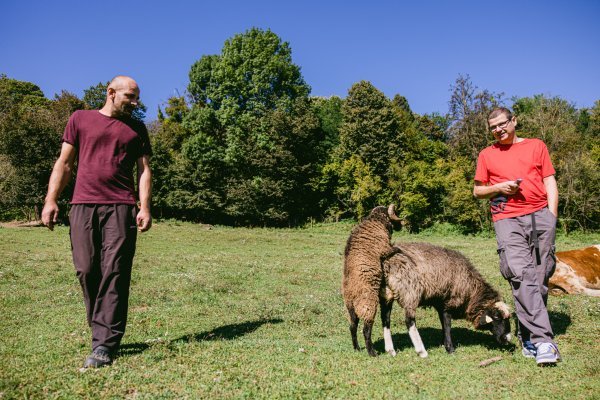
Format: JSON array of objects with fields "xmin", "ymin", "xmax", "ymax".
[{"xmin": 582, "ymin": 288, "xmax": 600, "ymax": 297}]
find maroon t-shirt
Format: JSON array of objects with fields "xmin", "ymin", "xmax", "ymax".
[{"xmin": 62, "ymin": 110, "xmax": 152, "ymax": 204}]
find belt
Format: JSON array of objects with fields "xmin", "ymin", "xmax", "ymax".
[{"xmin": 531, "ymin": 212, "xmax": 541, "ymax": 265}]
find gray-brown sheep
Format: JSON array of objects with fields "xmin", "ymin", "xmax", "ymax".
[
  {"xmin": 342, "ymin": 205, "xmax": 401, "ymax": 356},
  {"xmin": 381, "ymin": 242, "xmax": 512, "ymax": 357}
]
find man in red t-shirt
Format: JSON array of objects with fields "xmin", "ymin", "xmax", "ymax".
[
  {"xmin": 474, "ymin": 107, "xmax": 560, "ymax": 366},
  {"xmin": 41, "ymin": 76, "xmax": 152, "ymax": 368}
]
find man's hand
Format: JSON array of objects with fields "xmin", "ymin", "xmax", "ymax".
[
  {"xmin": 494, "ymin": 180, "xmax": 521, "ymax": 196},
  {"xmin": 136, "ymin": 208, "xmax": 152, "ymax": 232},
  {"xmin": 41, "ymin": 201, "xmax": 59, "ymax": 231}
]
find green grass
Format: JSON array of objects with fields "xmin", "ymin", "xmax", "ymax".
[{"xmin": 1, "ymin": 222, "xmax": 598, "ymax": 399}]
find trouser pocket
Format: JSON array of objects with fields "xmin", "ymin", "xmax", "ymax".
[{"xmin": 497, "ymin": 247, "xmax": 515, "ymax": 280}]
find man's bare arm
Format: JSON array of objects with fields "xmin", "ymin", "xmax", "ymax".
[
  {"xmin": 41, "ymin": 142, "xmax": 76, "ymax": 230},
  {"xmin": 136, "ymin": 155, "xmax": 152, "ymax": 232},
  {"xmin": 473, "ymin": 180, "xmax": 520, "ymax": 199},
  {"xmin": 543, "ymin": 175, "xmax": 558, "ymax": 217}
]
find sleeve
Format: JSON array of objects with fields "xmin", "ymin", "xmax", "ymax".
[
  {"xmin": 137, "ymin": 122, "xmax": 152, "ymax": 157},
  {"xmin": 539, "ymin": 141, "xmax": 555, "ymax": 177},
  {"xmin": 62, "ymin": 111, "xmax": 79, "ymax": 147},
  {"xmin": 474, "ymin": 151, "xmax": 489, "ymax": 183}
]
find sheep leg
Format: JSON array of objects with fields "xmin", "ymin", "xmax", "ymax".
[
  {"xmin": 363, "ymin": 320, "xmax": 378, "ymax": 357},
  {"xmin": 356, "ymin": 293, "xmax": 379, "ymax": 356},
  {"xmin": 437, "ymin": 309, "xmax": 455, "ymax": 353},
  {"xmin": 380, "ymin": 298, "xmax": 396, "ymax": 356},
  {"xmin": 405, "ymin": 313, "xmax": 428, "ymax": 358},
  {"xmin": 348, "ymin": 307, "xmax": 360, "ymax": 351}
]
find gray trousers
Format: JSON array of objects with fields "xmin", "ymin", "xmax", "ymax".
[
  {"xmin": 69, "ymin": 204, "xmax": 138, "ymax": 353},
  {"xmin": 494, "ymin": 207, "xmax": 557, "ymax": 345}
]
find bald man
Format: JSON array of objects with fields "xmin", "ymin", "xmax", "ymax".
[{"xmin": 42, "ymin": 76, "xmax": 152, "ymax": 368}]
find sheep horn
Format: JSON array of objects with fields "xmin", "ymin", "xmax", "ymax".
[{"xmin": 388, "ymin": 204, "xmax": 402, "ymax": 222}]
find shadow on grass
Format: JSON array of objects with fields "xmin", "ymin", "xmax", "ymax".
[
  {"xmin": 170, "ymin": 318, "xmax": 284, "ymax": 344},
  {"xmin": 116, "ymin": 319, "xmax": 283, "ymax": 357},
  {"xmin": 549, "ymin": 310, "xmax": 571, "ymax": 335},
  {"xmin": 119, "ymin": 342, "xmax": 150, "ymax": 356},
  {"xmin": 373, "ymin": 326, "xmax": 516, "ymax": 355}
]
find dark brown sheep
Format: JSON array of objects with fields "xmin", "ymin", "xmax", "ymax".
[
  {"xmin": 381, "ymin": 242, "xmax": 512, "ymax": 357},
  {"xmin": 342, "ymin": 205, "xmax": 401, "ymax": 356}
]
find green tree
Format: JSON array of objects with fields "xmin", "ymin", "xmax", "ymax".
[
  {"xmin": 385, "ymin": 111, "xmax": 451, "ymax": 231},
  {"xmin": 322, "ymin": 81, "xmax": 402, "ymax": 218},
  {"xmin": 512, "ymin": 95, "xmax": 578, "ymax": 154},
  {"xmin": 182, "ymin": 28, "xmax": 322, "ymax": 225},
  {"xmin": 588, "ymin": 100, "xmax": 600, "ymax": 137},
  {"xmin": 447, "ymin": 74, "xmax": 503, "ymax": 160},
  {"xmin": 188, "ymin": 28, "xmax": 309, "ymax": 123},
  {"xmin": 417, "ymin": 112, "xmax": 450, "ymax": 142},
  {"xmin": 0, "ymin": 77, "xmax": 84, "ymax": 220},
  {"xmin": 0, "ymin": 74, "xmax": 46, "ymax": 113},
  {"xmin": 221, "ymin": 98, "xmax": 322, "ymax": 225},
  {"xmin": 309, "ymin": 96, "xmax": 344, "ymax": 215},
  {"xmin": 441, "ymin": 156, "xmax": 488, "ymax": 233},
  {"xmin": 338, "ymin": 81, "xmax": 402, "ymax": 179}
]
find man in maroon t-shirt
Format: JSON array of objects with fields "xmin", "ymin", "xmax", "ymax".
[
  {"xmin": 474, "ymin": 107, "xmax": 560, "ymax": 366},
  {"xmin": 42, "ymin": 76, "xmax": 152, "ymax": 368}
]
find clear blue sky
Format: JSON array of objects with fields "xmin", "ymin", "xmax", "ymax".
[{"xmin": 2, "ymin": 0, "xmax": 599, "ymax": 121}]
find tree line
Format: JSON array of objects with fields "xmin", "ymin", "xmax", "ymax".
[{"xmin": 1, "ymin": 28, "xmax": 598, "ymax": 233}]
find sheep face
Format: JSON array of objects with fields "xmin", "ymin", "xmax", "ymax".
[
  {"xmin": 369, "ymin": 206, "xmax": 393, "ymax": 234},
  {"xmin": 478, "ymin": 302, "xmax": 512, "ymax": 345},
  {"xmin": 368, "ymin": 205, "xmax": 402, "ymax": 235}
]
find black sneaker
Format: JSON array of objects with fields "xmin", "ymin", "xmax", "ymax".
[{"xmin": 83, "ymin": 346, "xmax": 112, "ymax": 368}]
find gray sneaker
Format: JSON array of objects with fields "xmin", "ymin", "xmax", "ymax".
[
  {"xmin": 535, "ymin": 342, "xmax": 561, "ymax": 366},
  {"xmin": 521, "ymin": 340, "xmax": 537, "ymax": 358},
  {"xmin": 83, "ymin": 346, "xmax": 112, "ymax": 368}
]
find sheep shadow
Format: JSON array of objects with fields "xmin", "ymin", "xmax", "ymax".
[
  {"xmin": 373, "ymin": 326, "xmax": 514, "ymax": 355},
  {"xmin": 170, "ymin": 318, "xmax": 284, "ymax": 344}
]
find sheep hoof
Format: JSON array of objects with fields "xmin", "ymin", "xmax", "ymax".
[
  {"xmin": 418, "ymin": 350, "xmax": 428, "ymax": 358},
  {"xmin": 387, "ymin": 349, "xmax": 397, "ymax": 357}
]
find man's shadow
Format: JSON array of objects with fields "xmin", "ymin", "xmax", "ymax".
[
  {"xmin": 119, "ymin": 318, "xmax": 283, "ymax": 356},
  {"xmin": 170, "ymin": 318, "xmax": 284, "ymax": 344}
]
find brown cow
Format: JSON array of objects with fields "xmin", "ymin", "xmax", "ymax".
[{"xmin": 549, "ymin": 245, "xmax": 600, "ymax": 297}]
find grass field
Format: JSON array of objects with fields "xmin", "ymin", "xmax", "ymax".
[{"xmin": 1, "ymin": 222, "xmax": 599, "ymax": 399}]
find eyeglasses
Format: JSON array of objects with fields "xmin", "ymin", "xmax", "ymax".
[{"xmin": 489, "ymin": 118, "xmax": 512, "ymax": 132}]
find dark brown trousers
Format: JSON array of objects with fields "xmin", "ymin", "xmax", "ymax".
[{"xmin": 69, "ymin": 204, "xmax": 137, "ymax": 352}]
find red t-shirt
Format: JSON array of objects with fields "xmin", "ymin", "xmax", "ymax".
[
  {"xmin": 474, "ymin": 138, "xmax": 555, "ymax": 221},
  {"xmin": 62, "ymin": 110, "xmax": 152, "ymax": 204}
]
